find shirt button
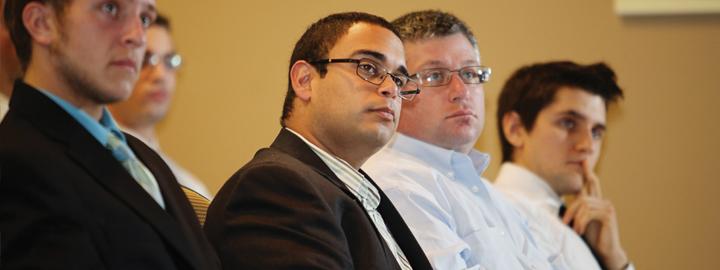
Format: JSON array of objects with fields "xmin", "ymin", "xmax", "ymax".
[
  {"xmin": 471, "ymin": 186, "xmax": 480, "ymax": 192},
  {"xmin": 499, "ymin": 230, "xmax": 506, "ymax": 236}
]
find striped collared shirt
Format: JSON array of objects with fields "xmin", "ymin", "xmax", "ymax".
[{"xmin": 287, "ymin": 128, "xmax": 412, "ymax": 270}]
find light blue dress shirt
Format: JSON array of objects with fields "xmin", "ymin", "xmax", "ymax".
[
  {"xmin": 40, "ymin": 90, "xmax": 128, "ymax": 147},
  {"xmin": 364, "ymin": 133, "xmax": 553, "ymax": 270},
  {"xmin": 40, "ymin": 90, "xmax": 166, "ymax": 208}
]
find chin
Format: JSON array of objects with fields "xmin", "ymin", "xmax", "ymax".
[
  {"xmin": 562, "ymin": 176, "xmax": 585, "ymax": 195},
  {"xmin": 362, "ymin": 126, "xmax": 393, "ymax": 147}
]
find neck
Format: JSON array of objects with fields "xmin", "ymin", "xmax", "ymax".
[
  {"xmin": 399, "ymin": 131, "xmax": 475, "ymax": 154},
  {"xmin": 24, "ymin": 55, "xmax": 103, "ymax": 120},
  {"xmin": 1, "ymin": 71, "xmax": 14, "ymax": 98},
  {"xmin": 286, "ymin": 121, "xmax": 376, "ymax": 169},
  {"xmin": 511, "ymin": 157, "xmax": 565, "ymax": 196},
  {"xmin": 454, "ymin": 141, "xmax": 475, "ymax": 154}
]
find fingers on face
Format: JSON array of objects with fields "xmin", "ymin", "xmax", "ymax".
[
  {"xmin": 581, "ymin": 159, "xmax": 602, "ymax": 197},
  {"xmin": 563, "ymin": 197, "xmax": 615, "ymax": 234}
]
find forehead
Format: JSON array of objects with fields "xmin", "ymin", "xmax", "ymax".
[
  {"xmin": 326, "ymin": 22, "xmax": 405, "ymax": 70},
  {"xmin": 403, "ymin": 33, "xmax": 479, "ymax": 72},
  {"xmin": 146, "ymin": 26, "xmax": 172, "ymax": 51},
  {"xmin": 544, "ymin": 87, "xmax": 607, "ymax": 123}
]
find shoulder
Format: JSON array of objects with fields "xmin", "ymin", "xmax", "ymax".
[
  {"xmin": 212, "ymin": 148, "xmax": 352, "ymax": 213},
  {"xmin": 364, "ymin": 146, "xmax": 444, "ymax": 191}
]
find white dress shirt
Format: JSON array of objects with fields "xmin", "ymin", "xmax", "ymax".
[
  {"xmin": 495, "ymin": 163, "xmax": 634, "ymax": 270},
  {"xmin": 364, "ymin": 133, "xmax": 552, "ymax": 270},
  {"xmin": 0, "ymin": 91, "xmax": 9, "ymax": 120}
]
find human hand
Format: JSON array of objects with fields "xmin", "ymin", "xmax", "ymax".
[{"xmin": 562, "ymin": 160, "xmax": 628, "ymax": 270}]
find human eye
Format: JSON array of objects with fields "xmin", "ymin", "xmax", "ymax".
[
  {"xmin": 100, "ymin": 2, "xmax": 119, "ymax": 17},
  {"xmin": 460, "ymin": 68, "xmax": 481, "ymax": 82},
  {"xmin": 591, "ymin": 126, "xmax": 605, "ymax": 140},
  {"xmin": 140, "ymin": 12, "xmax": 156, "ymax": 28},
  {"xmin": 558, "ymin": 118, "xmax": 576, "ymax": 130},
  {"xmin": 390, "ymin": 74, "xmax": 408, "ymax": 87},
  {"xmin": 421, "ymin": 69, "xmax": 444, "ymax": 83},
  {"xmin": 358, "ymin": 61, "xmax": 380, "ymax": 77}
]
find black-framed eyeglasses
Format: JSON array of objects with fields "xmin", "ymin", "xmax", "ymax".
[
  {"xmin": 142, "ymin": 52, "xmax": 182, "ymax": 71},
  {"xmin": 414, "ymin": 66, "xmax": 491, "ymax": 87},
  {"xmin": 309, "ymin": 58, "xmax": 420, "ymax": 101}
]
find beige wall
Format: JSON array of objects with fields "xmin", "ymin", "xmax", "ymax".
[{"xmin": 155, "ymin": 0, "xmax": 720, "ymax": 269}]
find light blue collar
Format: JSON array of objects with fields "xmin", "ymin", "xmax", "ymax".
[
  {"xmin": 39, "ymin": 89, "xmax": 127, "ymax": 146},
  {"xmin": 390, "ymin": 133, "xmax": 491, "ymax": 176}
]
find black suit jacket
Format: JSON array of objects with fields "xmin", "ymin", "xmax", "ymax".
[
  {"xmin": 0, "ymin": 81, "xmax": 220, "ymax": 270},
  {"xmin": 204, "ymin": 129, "xmax": 432, "ymax": 270}
]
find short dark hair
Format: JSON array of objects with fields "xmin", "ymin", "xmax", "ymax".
[
  {"xmin": 280, "ymin": 12, "xmax": 399, "ymax": 126},
  {"xmin": 392, "ymin": 10, "xmax": 477, "ymax": 48},
  {"xmin": 153, "ymin": 12, "xmax": 170, "ymax": 31},
  {"xmin": 3, "ymin": 0, "xmax": 70, "ymax": 71},
  {"xmin": 497, "ymin": 61, "xmax": 624, "ymax": 162}
]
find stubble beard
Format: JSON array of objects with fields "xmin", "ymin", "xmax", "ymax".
[{"xmin": 50, "ymin": 32, "xmax": 129, "ymax": 106}]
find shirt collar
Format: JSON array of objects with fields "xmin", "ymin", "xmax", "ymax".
[
  {"xmin": 0, "ymin": 91, "xmax": 9, "ymax": 116},
  {"xmin": 284, "ymin": 128, "xmax": 381, "ymax": 210},
  {"xmin": 39, "ymin": 89, "xmax": 126, "ymax": 146},
  {"xmin": 496, "ymin": 162, "xmax": 563, "ymax": 213},
  {"xmin": 390, "ymin": 132, "xmax": 491, "ymax": 176}
]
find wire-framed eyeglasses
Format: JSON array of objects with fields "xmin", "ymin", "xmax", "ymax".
[
  {"xmin": 142, "ymin": 51, "xmax": 183, "ymax": 71},
  {"xmin": 415, "ymin": 66, "xmax": 491, "ymax": 87},
  {"xmin": 310, "ymin": 58, "xmax": 420, "ymax": 101}
]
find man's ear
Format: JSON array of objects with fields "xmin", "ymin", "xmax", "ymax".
[
  {"xmin": 22, "ymin": 2, "xmax": 58, "ymax": 46},
  {"xmin": 502, "ymin": 111, "xmax": 527, "ymax": 148},
  {"xmin": 289, "ymin": 60, "xmax": 315, "ymax": 102}
]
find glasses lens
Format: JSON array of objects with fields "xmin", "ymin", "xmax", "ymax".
[
  {"xmin": 458, "ymin": 66, "xmax": 491, "ymax": 84},
  {"xmin": 356, "ymin": 59, "xmax": 382, "ymax": 84},
  {"xmin": 459, "ymin": 67, "xmax": 482, "ymax": 84},
  {"xmin": 480, "ymin": 66, "xmax": 491, "ymax": 82},
  {"xmin": 399, "ymin": 79, "xmax": 420, "ymax": 100},
  {"xmin": 390, "ymin": 74, "xmax": 408, "ymax": 87},
  {"xmin": 143, "ymin": 52, "xmax": 182, "ymax": 70},
  {"xmin": 165, "ymin": 53, "xmax": 182, "ymax": 70},
  {"xmin": 143, "ymin": 53, "xmax": 158, "ymax": 68},
  {"xmin": 419, "ymin": 69, "xmax": 450, "ymax": 87}
]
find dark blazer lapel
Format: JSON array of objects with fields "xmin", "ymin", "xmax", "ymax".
[
  {"xmin": 361, "ymin": 170, "xmax": 433, "ymax": 270},
  {"xmin": 272, "ymin": 129, "xmax": 410, "ymax": 268},
  {"xmin": 12, "ymin": 82, "xmax": 202, "ymax": 269},
  {"xmin": 270, "ymin": 129, "xmax": 354, "ymax": 196},
  {"xmin": 127, "ymin": 136, "xmax": 206, "ymax": 269}
]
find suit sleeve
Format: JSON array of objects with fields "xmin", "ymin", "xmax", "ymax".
[
  {"xmin": 205, "ymin": 164, "xmax": 354, "ymax": 270},
  {"xmin": 0, "ymin": 159, "xmax": 106, "ymax": 270}
]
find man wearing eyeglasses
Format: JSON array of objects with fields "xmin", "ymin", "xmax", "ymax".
[
  {"xmin": 203, "ymin": 12, "xmax": 431, "ymax": 270},
  {"xmin": 363, "ymin": 10, "xmax": 553, "ymax": 269},
  {"xmin": 109, "ymin": 14, "xmax": 211, "ymax": 200},
  {"xmin": 0, "ymin": 0, "xmax": 219, "ymax": 269}
]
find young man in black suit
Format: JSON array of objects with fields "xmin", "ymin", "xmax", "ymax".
[
  {"xmin": 0, "ymin": 1, "xmax": 220, "ymax": 269},
  {"xmin": 204, "ymin": 12, "xmax": 431, "ymax": 270}
]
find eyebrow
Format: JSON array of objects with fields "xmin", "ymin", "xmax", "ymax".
[
  {"xmin": 561, "ymin": 110, "xmax": 607, "ymax": 130},
  {"xmin": 419, "ymin": 59, "xmax": 481, "ymax": 70},
  {"xmin": 351, "ymin": 50, "xmax": 386, "ymax": 62},
  {"xmin": 140, "ymin": 0, "xmax": 157, "ymax": 15},
  {"xmin": 350, "ymin": 49, "xmax": 409, "ymax": 76}
]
